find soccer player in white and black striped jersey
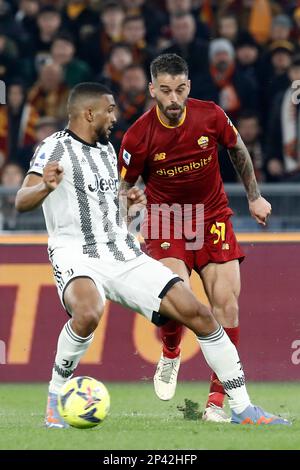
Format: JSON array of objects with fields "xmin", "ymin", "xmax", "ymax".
[{"xmin": 16, "ymin": 82, "xmax": 289, "ymax": 427}]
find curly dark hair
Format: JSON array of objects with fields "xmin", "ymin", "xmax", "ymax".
[{"xmin": 150, "ymin": 54, "xmax": 189, "ymax": 79}]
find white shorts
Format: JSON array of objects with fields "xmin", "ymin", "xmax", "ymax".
[{"xmin": 48, "ymin": 248, "xmax": 181, "ymax": 325}]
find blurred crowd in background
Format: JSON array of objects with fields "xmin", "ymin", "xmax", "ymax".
[{"xmin": 1, "ymin": 0, "xmax": 300, "ymax": 230}]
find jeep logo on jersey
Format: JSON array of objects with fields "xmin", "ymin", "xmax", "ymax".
[{"xmin": 88, "ymin": 174, "xmax": 118, "ymax": 193}]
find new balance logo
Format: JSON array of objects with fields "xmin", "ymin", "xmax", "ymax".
[{"xmin": 153, "ymin": 152, "xmax": 166, "ymax": 161}]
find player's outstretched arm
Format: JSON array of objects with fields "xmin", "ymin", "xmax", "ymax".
[
  {"xmin": 15, "ymin": 162, "xmax": 63, "ymax": 212},
  {"xmin": 227, "ymin": 135, "xmax": 271, "ymax": 226}
]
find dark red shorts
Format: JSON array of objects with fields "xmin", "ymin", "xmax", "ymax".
[{"xmin": 144, "ymin": 216, "xmax": 244, "ymax": 274}]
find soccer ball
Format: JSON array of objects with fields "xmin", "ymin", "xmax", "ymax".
[{"xmin": 57, "ymin": 376, "xmax": 110, "ymax": 428}]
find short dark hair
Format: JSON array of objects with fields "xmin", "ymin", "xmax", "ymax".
[
  {"xmin": 237, "ymin": 110, "xmax": 260, "ymax": 122},
  {"xmin": 67, "ymin": 82, "xmax": 113, "ymax": 114},
  {"xmin": 150, "ymin": 54, "xmax": 189, "ymax": 79},
  {"xmin": 109, "ymin": 42, "xmax": 132, "ymax": 57},
  {"xmin": 218, "ymin": 12, "xmax": 238, "ymax": 23},
  {"xmin": 102, "ymin": 1, "xmax": 124, "ymax": 13},
  {"xmin": 52, "ymin": 32, "xmax": 75, "ymax": 46},
  {"xmin": 123, "ymin": 63, "xmax": 145, "ymax": 74},
  {"xmin": 38, "ymin": 5, "xmax": 60, "ymax": 16},
  {"xmin": 123, "ymin": 15, "xmax": 144, "ymax": 26},
  {"xmin": 170, "ymin": 11, "xmax": 195, "ymax": 21}
]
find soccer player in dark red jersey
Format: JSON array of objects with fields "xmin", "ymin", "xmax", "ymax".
[{"xmin": 119, "ymin": 54, "xmax": 272, "ymax": 422}]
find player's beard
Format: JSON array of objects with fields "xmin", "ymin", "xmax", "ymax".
[
  {"xmin": 95, "ymin": 127, "xmax": 110, "ymax": 145},
  {"xmin": 157, "ymin": 99, "xmax": 185, "ymax": 126}
]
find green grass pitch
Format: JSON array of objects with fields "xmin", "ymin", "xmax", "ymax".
[{"xmin": 0, "ymin": 382, "xmax": 298, "ymax": 450}]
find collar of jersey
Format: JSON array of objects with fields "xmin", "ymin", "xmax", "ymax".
[
  {"xmin": 65, "ymin": 128, "xmax": 100, "ymax": 148},
  {"xmin": 156, "ymin": 105, "xmax": 186, "ymax": 129}
]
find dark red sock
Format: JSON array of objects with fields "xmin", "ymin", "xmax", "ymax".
[
  {"xmin": 206, "ymin": 326, "xmax": 240, "ymax": 408},
  {"xmin": 160, "ymin": 320, "xmax": 183, "ymax": 359}
]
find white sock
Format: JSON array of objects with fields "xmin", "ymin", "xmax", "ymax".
[
  {"xmin": 197, "ymin": 326, "xmax": 251, "ymax": 414},
  {"xmin": 49, "ymin": 320, "xmax": 94, "ymax": 394}
]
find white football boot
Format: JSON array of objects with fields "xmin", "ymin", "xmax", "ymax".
[
  {"xmin": 202, "ymin": 403, "xmax": 231, "ymax": 423},
  {"xmin": 153, "ymin": 354, "xmax": 181, "ymax": 400}
]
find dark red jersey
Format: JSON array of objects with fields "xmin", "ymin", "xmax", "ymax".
[{"xmin": 119, "ymin": 98, "xmax": 238, "ymax": 222}]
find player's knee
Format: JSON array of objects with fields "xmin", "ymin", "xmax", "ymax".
[
  {"xmin": 83, "ymin": 307, "xmax": 103, "ymax": 331},
  {"xmin": 195, "ymin": 302, "xmax": 214, "ymax": 326},
  {"xmin": 71, "ymin": 303, "xmax": 103, "ymax": 335},
  {"xmin": 181, "ymin": 298, "xmax": 213, "ymax": 326},
  {"xmin": 222, "ymin": 298, "xmax": 239, "ymax": 326}
]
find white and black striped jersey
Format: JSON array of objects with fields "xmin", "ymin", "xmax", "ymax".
[{"xmin": 28, "ymin": 129, "xmax": 142, "ymax": 261}]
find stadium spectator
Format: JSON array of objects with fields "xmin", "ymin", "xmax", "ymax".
[
  {"xmin": 0, "ymin": 0, "xmax": 23, "ymax": 41},
  {"xmin": 270, "ymin": 14, "xmax": 292, "ymax": 43},
  {"xmin": 0, "ymin": 162, "xmax": 25, "ymax": 230},
  {"xmin": 265, "ymin": 56, "xmax": 300, "ymax": 182},
  {"xmin": 220, "ymin": 111, "xmax": 265, "ymax": 183},
  {"xmin": 32, "ymin": 5, "xmax": 62, "ymax": 55},
  {"xmin": 33, "ymin": 116, "xmax": 59, "ymax": 143},
  {"xmin": 20, "ymin": 5, "xmax": 63, "ymax": 83},
  {"xmin": 195, "ymin": 38, "xmax": 258, "ymax": 120},
  {"xmin": 164, "ymin": 0, "xmax": 210, "ymax": 41},
  {"xmin": 122, "ymin": 15, "xmax": 155, "ymax": 71},
  {"xmin": 291, "ymin": 7, "xmax": 300, "ymax": 47},
  {"xmin": 111, "ymin": 64, "xmax": 148, "ymax": 150},
  {"xmin": 237, "ymin": 111, "xmax": 265, "ymax": 182},
  {"xmin": 15, "ymin": 116, "xmax": 59, "ymax": 172},
  {"xmin": 50, "ymin": 33, "xmax": 92, "ymax": 87},
  {"xmin": 235, "ymin": 32, "xmax": 261, "ymax": 92},
  {"xmin": 0, "ymin": 81, "xmax": 39, "ymax": 171},
  {"xmin": 27, "ymin": 62, "xmax": 69, "ymax": 122},
  {"xmin": 100, "ymin": 1, "xmax": 125, "ymax": 49},
  {"xmin": 165, "ymin": 0, "xmax": 192, "ymax": 15},
  {"xmin": 78, "ymin": 1, "xmax": 125, "ymax": 74},
  {"xmin": 14, "ymin": 0, "xmax": 40, "ymax": 39},
  {"xmin": 60, "ymin": 0, "xmax": 99, "ymax": 46},
  {"xmin": 0, "ymin": 162, "xmax": 24, "ymax": 189},
  {"xmin": 97, "ymin": 43, "xmax": 133, "ymax": 94},
  {"xmin": 0, "ymin": 33, "xmax": 19, "ymax": 84},
  {"xmin": 122, "ymin": 0, "xmax": 166, "ymax": 46},
  {"xmin": 269, "ymin": 40, "xmax": 294, "ymax": 77},
  {"xmin": 217, "ymin": 13, "xmax": 239, "ymax": 44},
  {"xmin": 162, "ymin": 12, "xmax": 208, "ymax": 85},
  {"xmin": 260, "ymin": 40, "xmax": 295, "ymax": 128}
]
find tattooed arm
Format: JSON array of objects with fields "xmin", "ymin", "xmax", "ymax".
[
  {"xmin": 228, "ymin": 134, "xmax": 272, "ymax": 225},
  {"xmin": 119, "ymin": 179, "xmax": 134, "ymax": 194},
  {"xmin": 228, "ymin": 134, "xmax": 260, "ymax": 201}
]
